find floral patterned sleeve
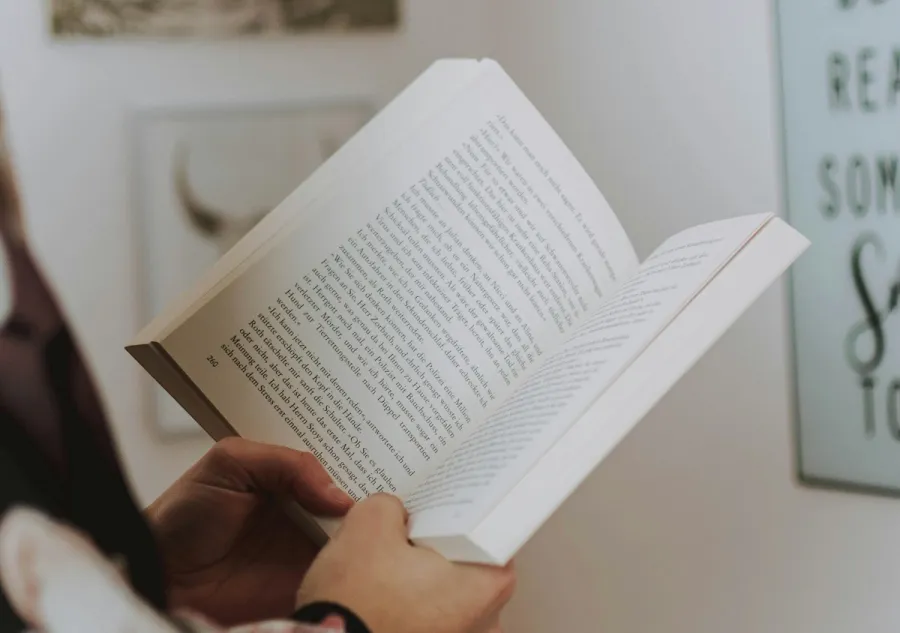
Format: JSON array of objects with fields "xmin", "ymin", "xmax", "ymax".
[
  {"xmin": 173, "ymin": 612, "xmax": 339, "ymax": 633},
  {"xmin": 0, "ymin": 508, "xmax": 343, "ymax": 633}
]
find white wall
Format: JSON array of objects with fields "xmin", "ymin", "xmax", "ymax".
[
  {"xmin": 493, "ymin": 1, "xmax": 900, "ymax": 632},
  {"xmin": 0, "ymin": 0, "xmax": 493, "ymax": 504},
  {"xmin": 5, "ymin": 1, "xmax": 900, "ymax": 632}
]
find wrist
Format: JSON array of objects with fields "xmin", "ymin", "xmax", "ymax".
[{"xmin": 294, "ymin": 602, "xmax": 371, "ymax": 633}]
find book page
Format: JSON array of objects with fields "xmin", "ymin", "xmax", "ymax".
[
  {"xmin": 464, "ymin": 217, "xmax": 807, "ymax": 564},
  {"xmin": 405, "ymin": 214, "xmax": 771, "ymax": 538},
  {"xmin": 136, "ymin": 59, "xmax": 485, "ymax": 344},
  {"xmin": 162, "ymin": 61, "xmax": 639, "ymax": 504}
]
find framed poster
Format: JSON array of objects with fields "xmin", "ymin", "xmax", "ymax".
[
  {"xmin": 776, "ymin": 1, "xmax": 900, "ymax": 494},
  {"xmin": 131, "ymin": 101, "xmax": 373, "ymax": 437},
  {"xmin": 50, "ymin": 0, "xmax": 400, "ymax": 38}
]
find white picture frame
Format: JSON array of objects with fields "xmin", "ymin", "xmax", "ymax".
[{"xmin": 776, "ymin": 0, "xmax": 900, "ymax": 496}]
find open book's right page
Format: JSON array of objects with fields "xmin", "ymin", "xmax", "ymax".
[{"xmin": 406, "ymin": 214, "xmax": 773, "ymax": 539}]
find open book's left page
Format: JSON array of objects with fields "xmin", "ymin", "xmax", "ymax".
[
  {"xmin": 135, "ymin": 59, "xmax": 485, "ymax": 344},
  {"xmin": 157, "ymin": 61, "xmax": 639, "ymax": 522}
]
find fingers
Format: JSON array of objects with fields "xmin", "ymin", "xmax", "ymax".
[
  {"xmin": 459, "ymin": 561, "xmax": 517, "ymax": 615},
  {"xmin": 461, "ymin": 563, "xmax": 514, "ymax": 633},
  {"xmin": 479, "ymin": 616, "xmax": 504, "ymax": 633},
  {"xmin": 213, "ymin": 437, "xmax": 354, "ymax": 516},
  {"xmin": 341, "ymin": 493, "xmax": 409, "ymax": 541}
]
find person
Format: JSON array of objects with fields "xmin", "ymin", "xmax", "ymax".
[{"xmin": 0, "ymin": 102, "xmax": 515, "ymax": 633}]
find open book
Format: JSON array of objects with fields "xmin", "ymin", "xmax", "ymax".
[{"xmin": 128, "ymin": 58, "xmax": 809, "ymax": 565}]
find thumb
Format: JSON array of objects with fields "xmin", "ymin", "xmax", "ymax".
[
  {"xmin": 341, "ymin": 493, "xmax": 409, "ymax": 541},
  {"xmin": 209, "ymin": 438, "xmax": 354, "ymax": 516}
]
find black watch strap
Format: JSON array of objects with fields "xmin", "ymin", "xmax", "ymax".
[{"xmin": 293, "ymin": 601, "xmax": 371, "ymax": 633}]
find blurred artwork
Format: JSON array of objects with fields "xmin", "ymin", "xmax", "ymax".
[
  {"xmin": 50, "ymin": 0, "xmax": 400, "ymax": 37},
  {"xmin": 132, "ymin": 102, "xmax": 372, "ymax": 435}
]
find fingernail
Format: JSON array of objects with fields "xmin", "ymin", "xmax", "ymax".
[{"xmin": 328, "ymin": 483, "xmax": 354, "ymax": 505}]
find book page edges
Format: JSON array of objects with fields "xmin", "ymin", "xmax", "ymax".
[
  {"xmin": 412, "ymin": 534, "xmax": 503, "ymax": 565},
  {"xmin": 465, "ymin": 217, "xmax": 810, "ymax": 565},
  {"xmin": 126, "ymin": 342, "xmax": 237, "ymax": 441},
  {"xmin": 130, "ymin": 58, "xmax": 486, "ymax": 347}
]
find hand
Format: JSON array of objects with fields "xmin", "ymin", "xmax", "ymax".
[
  {"xmin": 147, "ymin": 437, "xmax": 354, "ymax": 626},
  {"xmin": 296, "ymin": 494, "xmax": 516, "ymax": 633}
]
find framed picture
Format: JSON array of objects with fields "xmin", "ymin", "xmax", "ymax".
[
  {"xmin": 50, "ymin": 0, "xmax": 400, "ymax": 38},
  {"xmin": 131, "ymin": 101, "xmax": 373, "ymax": 437},
  {"xmin": 775, "ymin": 1, "xmax": 900, "ymax": 495}
]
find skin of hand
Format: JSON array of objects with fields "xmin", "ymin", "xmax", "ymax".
[
  {"xmin": 296, "ymin": 493, "xmax": 516, "ymax": 633},
  {"xmin": 146, "ymin": 437, "xmax": 354, "ymax": 626}
]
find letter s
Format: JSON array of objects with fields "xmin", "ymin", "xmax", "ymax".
[{"xmin": 846, "ymin": 233, "xmax": 886, "ymax": 376}]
